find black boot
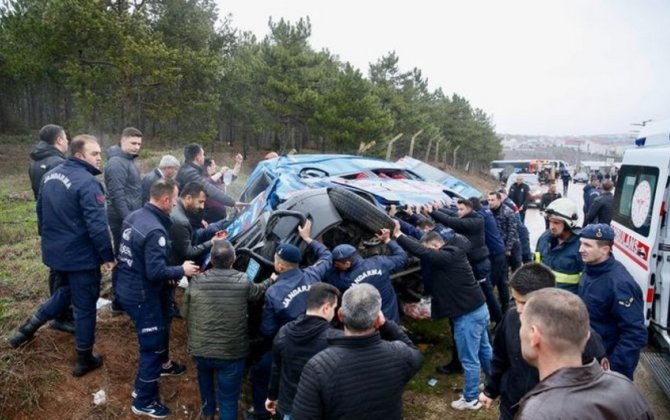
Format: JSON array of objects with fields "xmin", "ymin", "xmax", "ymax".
[
  {"xmin": 8, "ymin": 316, "xmax": 45, "ymax": 348},
  {"xmin": 72, "ymin": 349, "xmax": 103, "ymax": 377},
  {"xmin": 49, "ymin": 319, "xmax": 76, "ymax": 334}
]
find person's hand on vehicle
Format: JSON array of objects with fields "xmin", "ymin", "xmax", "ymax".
[
  {"xmin": 479, "ymin": 392, "xmax": 495, "ymax": 409},
  {"xmin": 182, "ymin": 261, "xmax": 199, "ymax": 277},
  {"xmin": 213, "ymin": 230, "xmax": 228, "ymax": 242},
  {"xmin": 392, "ymin": 220, "xmax": 403, "ymax": 238},
  {"xmin": 376, "ymin": 228, "xmax": 391, "ymax": 244},
  {"xmin": 265, "ymin": 399, "xmax": 277, "ymax": 415},
  {"xmin": 388, "ymin": 204, "xmax": 397, "ymax": 217},
  {"xmin": 298, "ymin": 219, "xmax": 313, "ymax": 244}
]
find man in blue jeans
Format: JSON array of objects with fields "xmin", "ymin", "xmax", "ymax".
[
  {"xmin": 116, "ymin": 178, "xmax": 199, "ymax": 418},
  {"xmin": 393, "ymin": 223, "xmax": 492, "ymax": 411},
  {"xmin": 9, "ymin": 135, "xmax": 116, "ymax": 378}
]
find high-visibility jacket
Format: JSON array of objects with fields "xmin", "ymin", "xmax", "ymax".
[{"xmin": 534, "ymin": 231, "xmax": 584, "ymax": 285}]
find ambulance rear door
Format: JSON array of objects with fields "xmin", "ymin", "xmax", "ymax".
[{"xmin": 611, "ymin": 147, "xmax": 669, "ymax": 343}]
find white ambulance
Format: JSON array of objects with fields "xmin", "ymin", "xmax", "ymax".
[{"xmin": 612, "ymin": 118, "xmax": 670, "ymax": 349}]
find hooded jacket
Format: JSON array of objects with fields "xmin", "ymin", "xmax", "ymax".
[
  {"xmin": 37, "ymin": 157, "xmax": 114, "ymax": 271},
  {"xmin": 183, "ymin": 267, "xmax": 272, "ymax": 359},
  {"xmin": 104, "ymin": 145, "xmax": 142, "ymax": 222},
  {"xmin": 269, "ymin": 315, "xmax": 333, "ymax": 415},
  {"xmin": 29, "ymin": 141, "xmax": 65, "ymax": 199}
]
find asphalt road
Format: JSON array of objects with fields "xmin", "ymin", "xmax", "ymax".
[{"xmin": 522, "ymin": 181, "xmax": 670, "ymax": 417}]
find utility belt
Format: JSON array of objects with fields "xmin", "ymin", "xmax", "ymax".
[{"xmin": 533, "ymin": 252, "xmax": 581, "ymax": 285}]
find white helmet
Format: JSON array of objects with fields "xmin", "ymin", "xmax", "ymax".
[{"xmin": 545, "ymin": 198, "xmax": 579, "ymax": 229}]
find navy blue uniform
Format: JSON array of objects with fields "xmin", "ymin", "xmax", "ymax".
[
  {"xmin": 579, "ymin": 256, "xmax": 647, "ymax": 380},
  {"xmin": 535, "ymin": 231, "xmax": 584, "ymax": 293},
  {"xmin": 324, "ymin": 240, "xmax": 407, "ymax": 323},
  {"xmin": 35, "ymin": 157, "xmax": 114, "ymax": 351},
  {"xmin": 116, "ymin": 203, "xmax": 185, "ymax": 407}
]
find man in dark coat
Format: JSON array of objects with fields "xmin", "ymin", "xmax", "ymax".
[
  {"xmin": 583, "ymin": 175, "xmax": 601, "ymax": 215},
  {"xmin": 266, "ymin": 283, "xmax": 340, "ymax": 418},
  {"xmin": 291, "ymin": 284, "xmax": 423, "ymax": 420},
  {"xmin": 515, "ymin": 289, "xmax": 652, "ymax": 420},
  {"xmin": 540, "ymin": 182, "xmax": 562, "ymax": 230},
  {"xmin": 393, "ymin": 224, "xmax": 491, "ymax": 411},
  {"xmin": 324, "ymin": 229, "xmax": 407, "ymax": 323},
  {"xmin": 28, "ymin": 124, "xmax": 73, "ymax": 333},
  {"xmin": 579, "ymin": 224, "xmax": 647, "ymax": 380},
  {"xmin": 104, "ymin": 127, "xmax": 143, "ymax": 310},
  {"xmin": 140, "ymin": 155, "xmax": 180, "ymax": 205},
  {"xmin": 115, "ymin": 178, "xmax": 199, "ymax": 417},
  {"xmin": 508, "ymin": 175, "xmax": 530, "ymax": 223},
  {"xmin": 585, "ymin": 180, "xmax": 614, "ymax": 225},
  {"xmin": 10, "ymin": 135, "xmax": 116, "ymax": 378},
  {"xmin": 176, "ymin": 143, "xmax": 236, "ymax": 211}
]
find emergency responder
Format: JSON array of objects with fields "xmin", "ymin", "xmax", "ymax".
[
  {"xmin": 578, "ymin": 224, "xmax": 647, "ymax": 380},
  {"xmin": 115, "ymin": 178, "xmax": 199, "ymax": 417},
  {"xmin": 9, "ymin": 135, "xmax": 115, "ymax": 378},
  {"xmin": 324, "ymin": 229, "xmax": 407, "ymax": 323},
  {"xmin": 534, "ymin": 198, "xmax": 584, "ymax": 294}
]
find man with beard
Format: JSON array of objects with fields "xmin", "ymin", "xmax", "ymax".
[{"xmin": 534, "ymin": 198, "xmax": 584, "ymax": 294}]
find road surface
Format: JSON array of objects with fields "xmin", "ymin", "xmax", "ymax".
[{"xmin": 521, "ymin": 180, "xmax": 670, "ymax": 417}]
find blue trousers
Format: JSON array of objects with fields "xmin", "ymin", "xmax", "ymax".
[
  {"xmin": 194, "ymin": 356, "xmax": 245, "ymax": 418},
  {"xmin": 251, "ymin": 350, "xmax": 272, "ymax": 416},
  {"xmin": 453, "ymin": 304, "xmax": 493, "ymax": 401},
  {"xmin": 489, "ymin": 252, "xmax": 511, "ymax": 313},
  {"xmin": 36, "ymin": 269, "xmax": 101, "ymax": 350},
  {"xmin": 122, "ymin": 298, "xmax": 166, "ymax": 407}
]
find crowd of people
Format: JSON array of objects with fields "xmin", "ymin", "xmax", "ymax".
[{"xmin": 8, "ymin": 125, "xmax": 654, "ymax": 419}]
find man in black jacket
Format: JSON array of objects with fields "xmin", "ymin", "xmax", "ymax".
[
  {"xmin": 584, "ymin": 180, "xmax": 614, "ymax": 225},
  {"xmin": 105, "ymin": 127, "xmax": 143, "ymax": 311},
  {"xmin": 141, "ymin": 155, "xmax": 180, "ymax": 205},
  {"xmin": 28, "ymin": 124, "xmax": 74, "ymax": 333},
  {"xmin": 176, "ymin": 143, "xmax": 237, "ymax": 211},
  {"xmin": 393, "ymin": 224, "xmax": 491, "ymax": 411},
  {"xmin": 508, "ymin": 176, "xmax": 530, "ymax": 223},
  {"xmin": 266, "ymin": 283, "xmax": 341, "ymax": 418},
  {"xmin": 291, "ymin": 284, "xmax": 422, "ymax": 420},
  {"xmin": 540, "ymin": 182, "xmax": 562, "ymax": 230},
  {"xmin": 479, "ymin": 263, "xmax": 607, "ymax": 420}
]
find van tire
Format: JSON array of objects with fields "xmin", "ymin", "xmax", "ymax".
[{"xmin": 328, "ymin": 188, "xmax": 394, "ymax": 233}]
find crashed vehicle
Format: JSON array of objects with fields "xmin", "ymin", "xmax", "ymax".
[
  {"xmin": 224, "ymin": 154, "xmax": 459, "ymax": 309},
  {"xmin": 396, "ymin": 155, "xmax": 482, "ymax": 199}
]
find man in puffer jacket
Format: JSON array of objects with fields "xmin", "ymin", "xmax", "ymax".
[
  {"xmin": 184, "ymin": 239, "xmax": 274, "ymax": 420},
  {"xmin": 265, "ymin": 283, "xmax": 340, "ymax": 418},
  {"xmin": 104, "ymin": 127, "xmax": 143, "ymax": 310}
]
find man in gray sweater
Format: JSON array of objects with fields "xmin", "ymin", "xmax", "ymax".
[{"xmin": 184, "ymin": 239, "xmax": 274, "ymax": 420}]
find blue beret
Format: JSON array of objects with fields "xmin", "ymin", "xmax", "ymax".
[
  {"xmin": 332, "ymin": 244, "xmax": 357, "ymax": 260},
  {"xmin": 581, "ymin": 224, "xmax": 615, "ymax": 241},
  {"xmin": 276, "ymin": 243, "xmax": 301, "ymax": 263}
]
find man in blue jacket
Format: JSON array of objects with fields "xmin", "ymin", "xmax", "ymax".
[
  {"xmin": 9, "ymin": 135, "xmax": 116, "ymax": 378},
  {"xmin": 253, "ymin": 219, "xmax": 332, "ymax": 419},
  {"xmin": 324, "ymin": 230, "xmax": 407, "ymax": 323},
  {"xmin": 116, "ymin": 178, "xmax": 199, "ymax": 418},
  {"xmin": 579, "ymin": 224, "xmax": 647, "ymax": 380},
  {"xmin": 583, "ymin": 175, "xmax": 600, "ymax": 216}
]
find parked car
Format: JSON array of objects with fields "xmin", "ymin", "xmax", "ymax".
[
  {"xmin": 505, "ymin": 173, "xmax": 546, "ymax": 208},
  {"xmin": 396, "ymin": 155, "xmax": 482, "ymax": 199},
  {"xmin": 573, "ymin": 171, "xmax": 589, "ymax": 183},
  {"xmin": 224, "ymin": 154, "xmax": 460, "ymax": 307}
]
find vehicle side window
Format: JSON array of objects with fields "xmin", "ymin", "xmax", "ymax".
[
  {"xmin": 613, "ymin": 165, "xmax": 659, "ymax": 237},
  {"xmin": 240, "ymin": 172, "xmax": 271, "ymax": 203}
]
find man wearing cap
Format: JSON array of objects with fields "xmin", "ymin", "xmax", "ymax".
[
  {"xmin": 141, "ymin": 154, "xmax": 180, "ymax": 205},
  {"xmin": 253, "ymin": 219, "xmax": 332, "ymax": 419},
  {"xmin": 579, "ymin": 223, "xmax": 647, "ymax": 380},
  {"xmin": 535, "ymin": 198, "xmax": 584, "ymax": 294},
  {"xmin": 324, "ymin": 229, "xmax": 407, "ymax": 323}
]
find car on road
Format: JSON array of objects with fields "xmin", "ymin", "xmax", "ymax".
[
  {"xmin": 224, "ymin": 154, "xmax": 459, "ymax": 306},
  {"xmin": 505, "ymin": 173, "xmax": 546, "ymax": 208},
  {"xmin": 573, "ymin": 171, "xmax": 589, "ymax": 183}
]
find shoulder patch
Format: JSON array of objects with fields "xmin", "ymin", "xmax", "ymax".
[
  {"xmin": 158, "ymin": 236, "xmax": 166, "ymax": 247},
  {"xmin": 122, "ymin": 228, "xmax": 132, "ymax": 241},
  {"xmin": 618, "ymin": 297, "xmax": 634, "ymax": 308}
]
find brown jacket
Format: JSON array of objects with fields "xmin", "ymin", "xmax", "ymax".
[{"xmin": 516, "ymin": 359, "xmax": 653, "ymax": 420}]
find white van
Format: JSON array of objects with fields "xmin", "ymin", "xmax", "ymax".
[{"xmin": 612, "ymin": 118, "xmax": 670, "ymax": 349}]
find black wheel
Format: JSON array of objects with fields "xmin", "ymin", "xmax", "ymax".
[{"xmin": 328, "ymin": 188, "xmax": 394, "ymax": 233}]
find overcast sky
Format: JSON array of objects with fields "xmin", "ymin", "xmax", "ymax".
[{"xmin": 217, "ymin": 0, "xmax": 670, "ymax": 136}]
